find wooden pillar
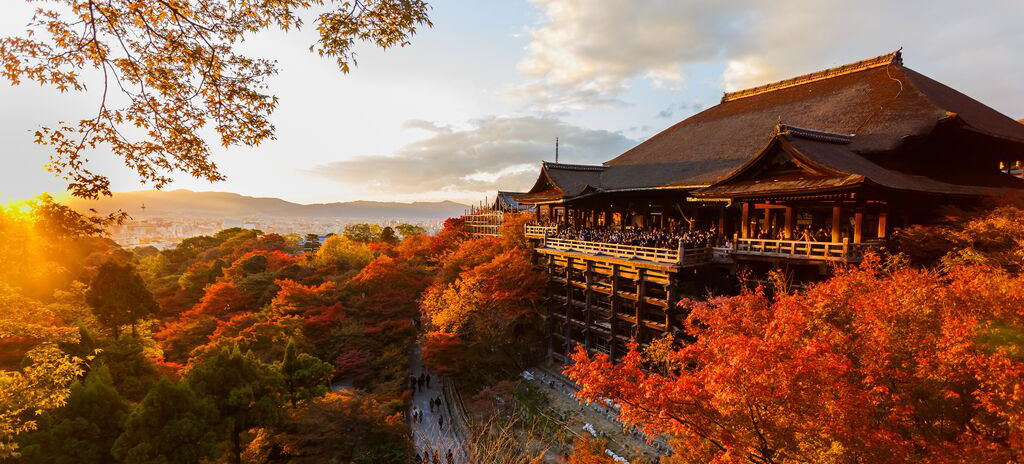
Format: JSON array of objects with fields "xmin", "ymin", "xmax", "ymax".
[
  {"xmin": 609, "ymin": 264, "xmax": 619, "ymax": 360},
  {"xmin": 717, "ymin": 207, "xmax": 726, "ymax": 243},
  {"xmin": 584, "ymin": 261, "xmax": 593, "ymax": 352},
  {"xmin": 564, "ymin": 256, "xmax": 573, "ymax": 355},
  {"xmin": 666, "ymin": 278, "xmax": 678, "ymax": 332},
  {"xmin": 546, "ymin": 255, "xmax": 555, "ymax": 359},
  {"xmin": 635, "ymin": 269, "xmax": 647, "ymax": 344},
  {"xmin": 878, "ymin": 210, "xmax": 888, "ymax": 239},
  {"xmin": 763, "ymin": 206, "xmax": 771, "ymax": 237},
  {"xmin": 854, "ymin": 211, "xmax": 863, "ymax": 244},
  {"xmin": 831, "ymin": 206, "xmax": 842, "ymax": 243},
  {"xmin": 741, "ymin": 203, "xmax": 750, "ymax": 239},
  {"xmin": 784, "ymin": 206, "xmax": 793, "ymax": 239}
]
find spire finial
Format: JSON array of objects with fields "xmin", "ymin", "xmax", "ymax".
[{"xmin": 555, "ymin": 137, "xmax": 559, "ymax": 163}]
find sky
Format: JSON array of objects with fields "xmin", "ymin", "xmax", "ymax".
[{"xmin": 2, "ymin": 0, "xmax": 1023, "ymax": 204}]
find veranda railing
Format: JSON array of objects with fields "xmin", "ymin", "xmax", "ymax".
[
  {"xmin": 732, "ymin": 237, "xmax": 878, "ymax": 261},
  {"xmin": 525, "ymin": 224, "xmax": 558, "ymax": 238},
  {"xmin": 542, "ymin": 236, "xmax": 711, "ymax": 266}
]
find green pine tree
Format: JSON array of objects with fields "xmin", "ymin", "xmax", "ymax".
[
  {"xmin": 277, "ymin": 339, "xmax": 332, "ymax": 407},
  {"xmin": 186, "ymin": 345, "xmax": 284, "ymax": 464},
  {"xmin": 19, "ymin": 364, "xmax": 130, "ymax": 464},
  {"xmin": 113, "ymin": 378, "xmax": 221, "ymax": 464},
  {"xmin": 86, "ymin": 260, "xmax": 159, "ymax": 338}
]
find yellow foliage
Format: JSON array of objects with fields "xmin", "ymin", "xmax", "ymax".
[{"xmin": 314, "ymin": 236, "xmax": 373, "ymax": 270}]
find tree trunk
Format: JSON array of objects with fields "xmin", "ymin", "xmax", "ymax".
[
  {"xmin": 233, "ymin": 431, "xmax": 242, "ymax": 464},
  {"xmin": 112, "ymin": 324, "xmax": 120, "ymax": 339}
]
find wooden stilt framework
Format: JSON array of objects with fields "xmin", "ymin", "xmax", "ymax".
[{"xmin": 540, "ymin": 249, "xmax": 677, "ymax": 362}]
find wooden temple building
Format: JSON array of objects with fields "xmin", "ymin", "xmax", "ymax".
[{"xmin": 470, "ymin": 51, "xmax": 1024, "ymax": 362}]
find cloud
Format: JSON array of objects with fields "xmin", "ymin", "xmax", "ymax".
[
  {"xmin": 311, "ymin": 116, "xmax": 635, "ymax": 200},
  {"xmin": 656, "ymin": 100, "xmax": 706, "ymax": 120},
  {"xmin": 517, "ymin": 0, "xmax": 1024, "ymax": 115}
]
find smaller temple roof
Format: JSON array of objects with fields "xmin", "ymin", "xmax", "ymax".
[
  {"xmin": 518, "ymin": 161, "xmax": 605, "ymax": 204},
  {"xmin": 694, "ymin": 124, "xmax": 1020, "ymax": 199},
  {"xmin": 492, "ymin": 191, "xmax": 532, "ymax": 212}
]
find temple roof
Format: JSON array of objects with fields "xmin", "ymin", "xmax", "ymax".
[
  {"xmin": 518, "ymin": 161, "xmax": 605, "ymax": 204},
  {"xmin": 492, "ymin": 191, "xmax": 532, "ymax": 211},
  {"xmin": 694, "ymin": 124, "xmax": 1020, "ymax": 198},
  {"xmin": 520, "ymin": 51, "xmax": 1024, "ymax": 204}
]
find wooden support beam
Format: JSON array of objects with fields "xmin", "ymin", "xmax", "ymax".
[
  {"xmin": 764, "ymin": 206, "xmax": 771, "ymax": 237},
  {"xmin": 584, "ymin": 261, "xmax": 593, "ymax": 352},
  {"xmin": 666, "ymin": 279, "xmax": 678, "ymax": 332},
  {"xmin": 854, "ymin": 211, "xmax": 863, "ymax": 244},
  {"xmin": 878, "ymin": 210, "xmax": 888, "ymax": 239},
  {"xmin": 741, "ymin": 203, "xmax": 750, "ymax": 239},
  {"xmin": 832, "ymin": 206, "xmax": 842, "ymax": 243},
  {"xmin": 717, "ymin": 207, "xmax": 726, "ymax": 243},
  {"xmin": 564, "ymin": 256, "xmax": 573, "ymax": 355},
  {"xmin": 609, "ymin": 264, "xmax": 619, "ymax": 360},
  {"xmin": 636, "ymin": 269, "xmax": 647, "ymax": 344},
  {"xmin": 784, "ymin": 206, "xmax": 793, "ymax": 239}
]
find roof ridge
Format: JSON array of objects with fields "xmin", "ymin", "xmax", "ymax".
[
  {"xmin": 776, "ymin": 124, "xmax": 854, "ymax": 144},
  {"xmin": 722, "ymin": 50, "xmax": 903, "ymax": 103},
  {"xmin": 543, "ymin": 161, "xmax": 606, "ymax": 171}
]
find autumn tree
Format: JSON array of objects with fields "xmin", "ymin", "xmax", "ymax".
[
  {"xmin": 314, "ymin": 235, "xmax": 374, "ymax": 271},
  {"xmin": 0, "ymin": 285, "xmax": 89, "ymax": 458},
  {"xmin": 395, "ymin": 223, "xmax": 426, "ymax": 238},
  {"xmin": 18, "ymin": 364, "xmax": 130, "ymax": 464},
  {"xmin": 895, "ymin": 193, "xmax": 1024, "ymax": 271},
  {"xmin": 567, "ymin": 436, "xmax": 616, "ymax": 464},
  {"xmin": 186, "ymin": 345, "xmax": 283, "ymax": 464},
  {"xmin": 86, "ymin": 260, "xmax": 158, "ymax": 338},
  {"xmin": 277, "ymin": 339, "xmax": 332, "ymax": 407},
  {"xmin": 271, "ymin": 391, "xmax": 412, "ymax": 464},
  {"xmin": 344, "ymin": 223, "xmax": 384, "ymax": 243},
  {"xmin": 112, "ymin": 379, "xmax": 221, "ymax": 464},
  {"xmin": 566, "ymin": 255, "xmax": 1024, "ymax": 463},
  {"xmin": 2, "ymin": 1, "xmax": 431, "ymax": 198},
  {"xmin": 380, "ymin": 226, "xmax": 399, "ymax": 244},
  {"xmin": 421, "ymin": 247, "xmax": 546, "ymax": 387}
]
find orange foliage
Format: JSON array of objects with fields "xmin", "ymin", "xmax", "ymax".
[
  {"xmin": 429, "ymin": 217, "xmax": 467, "ymax": 256},
  {"xmin": 271, "ymin": 280, "xmax": 338, "ymax": 315},
  {"xmin": 567, "ymin": 436, "xmax": 615, "ymax": 464},
  {"xmin": 420, "ymin": 332, "xmax": 466, "ymax": 377},
  {"xmin": 180, "ymin": 281, "xmax": 250, "ymax": 319},
  {"xmin": 394, "ymin": 234, "xmax": 432, "ymax": 263},
  {"xmin": 435, "ymin": 236, "xmax": 505, "ymax": 284},
  {"xmin": 222, "ymin": 250, "xmax": 298, "ymax": 280},
  {"xmin": 566, "ymin": 255, "xmax": 1024, "ymax": 463}
]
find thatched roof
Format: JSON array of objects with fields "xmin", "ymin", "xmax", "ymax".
[
  {"xmin": 520, "ymin": 51, "xmax": 1024, "ymax": 203},
  {"xmin": 694, "ymin": 124, "xmax": 1017, "ymax": 199},
  {"xmin": 493, "ymin": 191, "xmax": 532, "ymax": 212}
]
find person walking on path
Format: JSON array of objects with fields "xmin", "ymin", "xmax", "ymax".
[
  {"xmin": 426, "ymin": 373, "xmax": 431, "ymax": 388},
  {"xmin": 446, "ymin": 448, "xmax": 454, "ymax": 464},
  {"xmin": 438, "ymin": 415, "xmax": 444, "ymax": 430}
]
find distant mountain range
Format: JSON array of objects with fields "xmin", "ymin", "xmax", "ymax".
[{"xmin": 67, "ymin": 190, "xmax": 469, "ymax": 221}]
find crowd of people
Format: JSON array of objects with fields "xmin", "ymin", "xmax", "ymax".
[
  {"xmin": 540, "ymin": 223, "xmax": 842, "ymax": 249},
  {"xmin": 749, "ymin": 224, "xmax": 834, "ymax": 242},
  {"xmin": 549, "ymin": 226, "xmax": 718, "ymax": 249}
]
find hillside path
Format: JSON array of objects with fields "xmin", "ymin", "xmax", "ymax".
[{"xmin": 409, "ymin": 346, "xmax": 468, "ymax": 463}]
